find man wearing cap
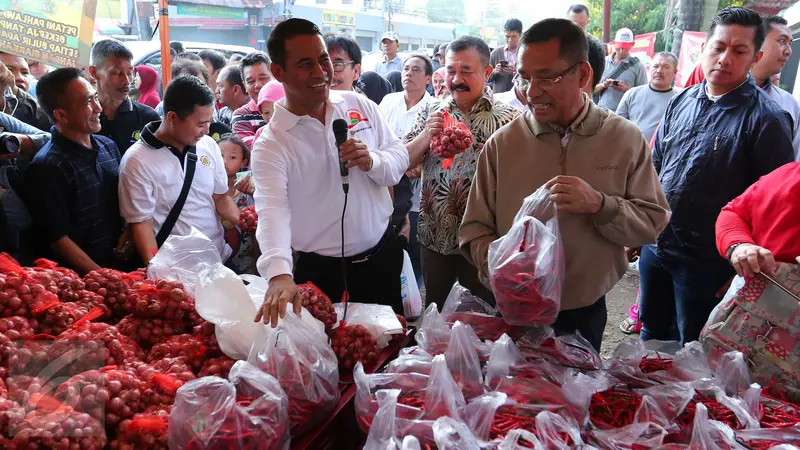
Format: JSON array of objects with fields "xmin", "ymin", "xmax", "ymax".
[
  {"xmin": 594, "ymin": 28, "xmax": 647, "ymax": 112},
  {"xmin": 375, "ymin": 32, "xmax": 404, "ymax": 77}
]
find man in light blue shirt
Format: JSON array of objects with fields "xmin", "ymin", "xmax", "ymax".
[{"xmin": 375, "ymin": 32, "xmax": 404, "ymax": 76}]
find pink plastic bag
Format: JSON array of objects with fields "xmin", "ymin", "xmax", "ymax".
[
  {"xmin": 488, "ymin": 186, "xmax": 564, "ymax": 326},
  {"xmin": 168, "ymin": 361, "xmax": 290, "ymax": 450}
]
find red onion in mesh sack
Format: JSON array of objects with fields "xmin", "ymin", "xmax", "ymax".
[
  {"xmin": 30, "ymin": 296, "xmax": 98, "ymax": 336},
  {"xmin": 6, "ymin": 375, "xmax": 49, "ymax": 406},
  {"xmin": 83, "ymin": 269, "xmax": 135, "ymax": 319},
  {"xmin": 239, "ymin": 204, "xmax": 258, "ymax": 233},
  {"xmin": 298, "ymin": 282, "xmax": 337, "ymax": 333},
  {"xmin": 0, "ymin": 254, "xmax": 38, "ymax": 317},
  {"xmin": 124, "ymin": 357, "xmax": 196, "ymax": 383},
  {"xmin": 194, "ymin": 320, "xmax": 222, "ymax": 356},
  {"xmin": 124, "ymin": 279, "xmax": 196, "ymax": 321},
  {"xmin": 198, "ymin": 356, "xmax": 237, "ymax": 378},
  {"xmin": 429, "ymin": 110, "xmax": 474, "ymax": 169},
  {"xmin": 141, "ymin": 373, "xmax": 185, "ymax": 408},
  {"xmin": 0, "ymin": 316, "xmax": 35, "ymax": 341},
  {"xmin": 147, "ymin": 334, "xmax": 208, "ymax": 371},
  {"xmin": 56, "ymin": 367, "xmax": 143, "ymax": 425},
  {"xmin": 10, "ymin": 395, "xmax": 107, "ymax": 450},
  {"xmin": 0, "ymin": 397, "xmax": 24, "ymax": 436},
  {"xmin": 117, "ymin": 315, "xmax": 191, "ymax": 348},
  {"xmin": 108, "ymin": 407, "xmax": 170, "ymax": 450},
  {"xmin": 331, "ymin": 324, "xmax": 379, "ymax": 372},
  {"xmin": 50, "ymin": 322, "xmax": 146, "ymax": 375},
  {"xmin": 28, "ymin": 259, "xmax": 85, "ymax": 303}
]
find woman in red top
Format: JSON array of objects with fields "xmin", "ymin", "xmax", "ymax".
[
  {"xmin": 134, "ymin": 65, "xmax": 161, "ymax": 109},
  {"xmin": 715, "ymin": 162, "xmax": 800, "ymax": 277}
]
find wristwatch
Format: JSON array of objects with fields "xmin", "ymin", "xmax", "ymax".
[{"xmin": 725, "ymin": 242, "xmax": 748, "ymax": 261}]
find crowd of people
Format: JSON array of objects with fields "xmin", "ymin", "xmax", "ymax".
[{"xmin": 1, "ymin": 4, "xmax": 799, "ymax": 352}]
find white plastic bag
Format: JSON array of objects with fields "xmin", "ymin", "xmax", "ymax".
[
  {"xmin": 148, "ymin": 227, "xmax": 222, "ymax": 295},
  {"xmin": 400, "ymin": 250, "xmax": 422, "ymax": 319},
  {"xmin": 334, "ymin": 302, "xmax": 404, "ymax": 349},
  {"xmin": 196, "ymin": 264, "xmax": 324, "ymax": 359}
]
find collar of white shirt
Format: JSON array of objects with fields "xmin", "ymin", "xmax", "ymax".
[{"xmin": 270, "ymin": 91, "xmax": 345, "ymax": 130}]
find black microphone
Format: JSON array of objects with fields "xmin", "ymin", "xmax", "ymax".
[{"xmin": 333, "ymin": 118, "xmax": 350, "ymax": 193}]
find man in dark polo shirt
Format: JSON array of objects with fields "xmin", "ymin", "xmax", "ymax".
[
  {"xmin": 24, "ymin": 68, "xmax": 123, "ymax": 275},
  {"xmin": 90, "ymin": 39, "xmax": 160, "ymax": 154}
]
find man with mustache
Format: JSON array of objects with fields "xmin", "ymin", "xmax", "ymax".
[
  {"xmin": 616, "ymin": 52, "xmax": 679, "ymax": 143},
  {"xmin": 23, "ymin": 68, "xmax": 123, "ymax": 274},
  {"xmin": 91, "ymin": 40, "xmax": 160, "ymax": 154},
  {"xmin": 751, "ymin": 15, "xmax": 800, "ymax": 160},
  {"xmin": 459, "ymin": 19, "xmax": 669, "ymax": 351},
  {"xmin": 640, "ymin": 7, "xmax": 795, "ymax": 346},
  {"xmin": 251, "ymin": 19, "xmax": 409, "ymax": 326},
  {"xmin": 404, "ymin": 36, "xmax": 520, "ymax": 307}
]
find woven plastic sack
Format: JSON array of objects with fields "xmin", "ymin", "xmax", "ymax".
[
  {"xmin": 168, "ymin": 361, "xmax": 290, "ymax": 450},
  {"xmin": 488, "ymin": 186, "xmax": 564, "ymax": 326}
]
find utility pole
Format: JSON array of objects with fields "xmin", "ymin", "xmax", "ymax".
[{"xmin": 603, "ymin": 0, "xmax": 611, "ymax": 42}]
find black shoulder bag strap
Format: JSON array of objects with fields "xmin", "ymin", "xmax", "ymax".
[
  {"xmin": 156, "ymin": 150, "xmax": 197, "ymax": 248},
  {"xmin": 605, "ymin": 56, "xmax": 640, "ymax": 82}
]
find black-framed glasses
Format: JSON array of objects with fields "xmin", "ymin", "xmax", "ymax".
[
  {"xmin": 332, "ymin": 60, "xmax": 355, "ymax": 73},
  {"xmin": 524, "ymin": 61, "xmax": 585, "ymax": 91}
]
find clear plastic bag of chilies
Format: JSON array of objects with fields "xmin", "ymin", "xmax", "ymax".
[
  {"xmin": 488, "ymin": 186, "xmax": 564, "ymax": 326},
  {"xmin": 441, "ymin": 283, "xmax": 527, "ymax": 341},
  {"xmin": 485, "ymin": 334, "xmax": 568, "ymax": 390},
  {"xmin": 168, "ymin": 361, "xmax": 290, "ymax": 450},
  {"xmin": 432, "ymin": 416, "xmax": 482, "ymax": 450},
  {"xmin": 247, "ymin": 311, "xmax": 339, "ymax": 437},
  {"xmin": 444, "ymin": 321, "xmax": 485, "ymax": 399}
]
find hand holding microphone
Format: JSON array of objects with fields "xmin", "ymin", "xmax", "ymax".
[{"xmin": 332, "ymin": 118, "xmax": 372, "ymax": 173}]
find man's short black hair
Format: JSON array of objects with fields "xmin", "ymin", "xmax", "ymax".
[
  {"xmin": 229, "ymin": 54, "xmax": 244, "ymax": 63},
  {"xmin": 171, "ymin": 59, "xmax": 209, "ymax": 84},
  {"xmin": 170, "ymin": 41, "xmax": 185, "ymax": 54},
  {"xmin": 220, "ymin": 64, "xmax": 246, "ymax": 91},
  {"xmin": 176, "ymin": 52, "xmax": 202, "ymax": 62},
  {"xmin": 763, "ymin": 14, "xmax": 789, "ymax": 32},
  {"xmin": 36, "ymin": 67, "xmax": 84, "ymax": 122},
  {"xmin": 447, "ymin": 36, "xmax": 491, "ymax": 68},
  {"xmin": 324, "ymin": 33, "xmax": 363, "ymax": 65},
  {"xmin": 198, "ymin": 49, "xmax": 227, "ymax": 73},
  {"xmin": 567, "ymin": 4, "xmax": 589, "ymax": 16},
  {"xmin": 707, "ymin": 7, "xmax": 766, "ymax": 53},
  {"xmin": 405, "ymin": 53, "xmax": 434, "ymax": 76},
  {"xmin": 163, "ymin": 75, "xmax": 215, "ymax": 120},
  {"xmin": 586, "ymin": 35, "xmax": 606, "ymax": 86},
  {"xmin": 504, "ymin": 19, "xmax": 523, "ymax": 34},
  {"xmin": 240, "ymin": 51, "xmax": 272, "ymax": 79},
  {"xmin": 91, "ymin": 39, "xmax": 133, "ymax": 68},
  {"xmin": 522, "ymin": 18, "xmax": 589, "ymax": 66},
  {"xmin": 267, "ymin": 18, "xmax": 322, "ymax": 68},
  {"xmin": 170, "ymin": 47, "xmax": 177, "ymax": 59}
]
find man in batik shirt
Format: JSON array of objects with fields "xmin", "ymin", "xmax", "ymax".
[{"xmin": 405, "ymin": 36, "xmax": 519, "ymax": 307}]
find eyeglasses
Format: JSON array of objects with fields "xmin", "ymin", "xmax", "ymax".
[
  {"xmin": 523, "ymin": 61, "xmax": 585, "ymax": 91},
  {"xmin": 332, "ymin": 60, "xmax": 355, "ymax": 73}
]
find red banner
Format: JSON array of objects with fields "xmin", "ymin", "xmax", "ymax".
[
  {"xmin": 675, "ymin": 31, "xmax": 706, "ymax": 88},
  {"xmin": 631, "ymin": 33, "xmax": 657, "ymax": 58}
]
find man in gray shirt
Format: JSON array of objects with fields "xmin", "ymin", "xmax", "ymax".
[
  {"xmin": 594, "ymin": 28, "xmax": 648, "ymax": 111},
  {"xmin": 616, "ymin": 52, "xmax": 680, "ymax": 142}
]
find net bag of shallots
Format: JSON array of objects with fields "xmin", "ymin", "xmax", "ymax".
[
  {"xmin": 488, "ymin": 185, "xmax": 564, "ymax": 326},
  {"xmin": 430, "ymin": 109, "xmax": 474, "ymax": 170}
]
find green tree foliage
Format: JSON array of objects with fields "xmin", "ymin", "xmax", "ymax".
[
  {"xmin": 426, "ymin": 0, "xmax": 466, "ymax": 23},
  {"xmin": 585, "ymin": 0, "xmax": 667, "ymax": 41}
]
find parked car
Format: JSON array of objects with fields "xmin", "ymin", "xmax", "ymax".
[{"xmin": 123, "ymin": 40, "xmax": 258, "ymax": 73}]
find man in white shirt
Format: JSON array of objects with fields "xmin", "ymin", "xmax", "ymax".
[
  {"xmin": 252, "ymin": 19, "xmax": 410, "ymax": 326},
  {"xmin": 379, "ymin": 54, "xmax": 436, "ymax": 283},
  {"xmin": 494, "ymin": 75, "xmax": 527, "ymax": 112},
  {"xmin": 119, "ymin": 75, "xmax": 241, "ymax": 264},
  {"xmin": 616, "ymin": 52, "xmax": 680, "ymax": 142},
  {"xmin": 752, "ymin": 15, "xmax": 800, "ymax": 160}
]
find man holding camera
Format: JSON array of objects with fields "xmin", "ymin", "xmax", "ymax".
[
  {"xmin": 488, "ymin": 19, "xmax": 523, "ymax": 94},
  {"xmin": 594, "ymin": 28, "xmax": 647, "ymax": 112}
]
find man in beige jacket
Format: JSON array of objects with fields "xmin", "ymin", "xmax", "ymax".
[{"xmin": 459, "ymin": 18, "xmax": 670, "ymax": 351}]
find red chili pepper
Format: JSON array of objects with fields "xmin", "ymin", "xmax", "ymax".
[
  {"xmin": 639, "ymin": 353, "xmax": 674, "ymax": 373},
  {"xmin": 589, "ymin": 389, "xmax": 643, "ymax": 429}
]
